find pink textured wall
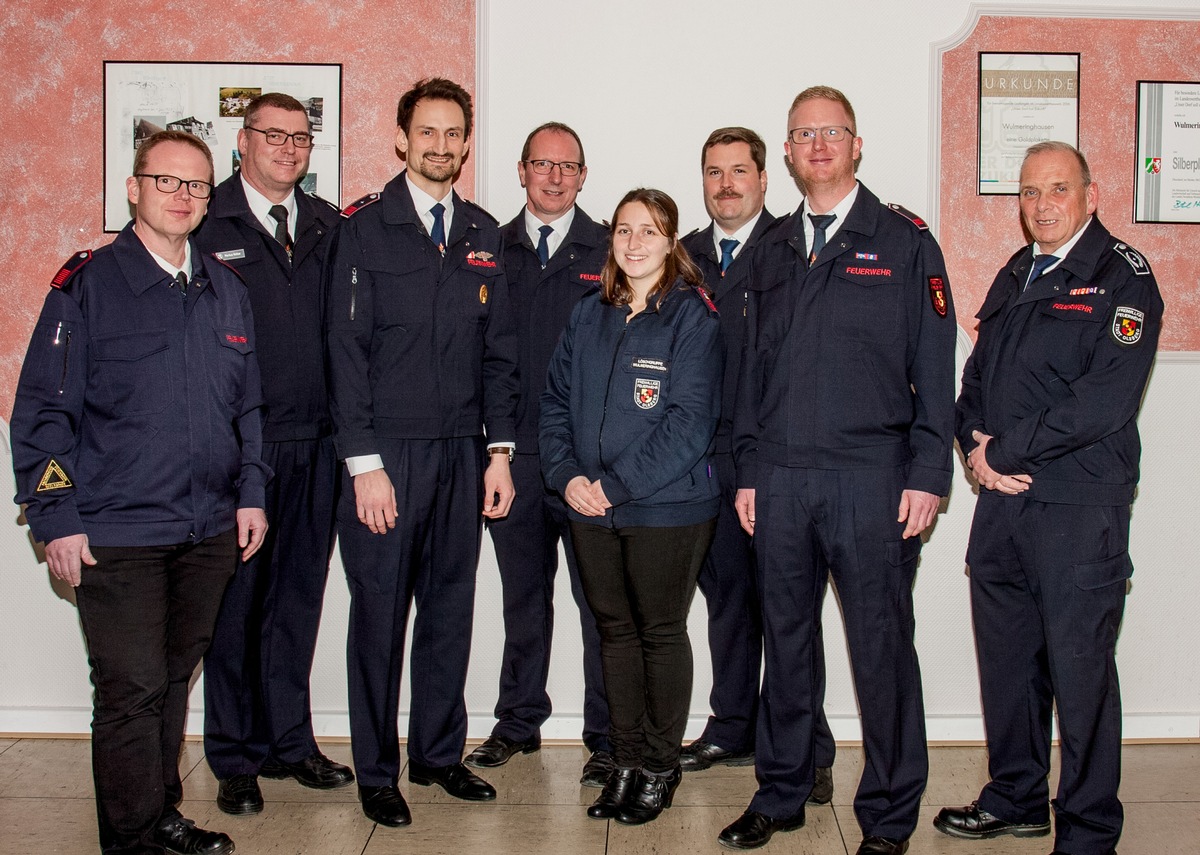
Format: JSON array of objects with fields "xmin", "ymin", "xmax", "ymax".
[
  {"xmin": 940, "ymin": 15, "xmax": 1198, "ymax": 349},
  {"xmin": 0, "ymin": 1, "xmax": 475, "ymax": 419}
]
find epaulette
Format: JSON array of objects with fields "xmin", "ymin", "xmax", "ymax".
[
  {"xmin": 683, "ymin": 227, "xmax": 702, "ymax": 239},
  {"xmin": 886, "ymin": 203, "xmax": 929, "ymax": 231},
  {"xmin": 460, "ymin": 198, "xmax": 499, "ymax": 227},
  {"xmin": 341, "ymin": 192, "xmax": 381, "ymax": 218},
  {"xmin": 693, "ymin": 284, "xmax": 719, "ymax": 315},
  {"xmin": 1112, "ymin": 241, "xmax": 1152, "ymax": 276},
  {"xmin": 208, "ymin": 253, "xmax": 246, "ymax": 282},
  {"xmin": 310, "ymin": 192, "xmax": 341, "ymax": 213},
  {"xmin": 51, "ymin": 250, "xmax": 93, "ymax": 290}
]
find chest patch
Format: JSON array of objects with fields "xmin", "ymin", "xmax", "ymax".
[
  {"xmin": 1111, "ymin": 306, "xmax": 1145, "ymax": 345},
  {"xmin": 635, "ymin": 378, "xmax": 661, "ymax": 410}
]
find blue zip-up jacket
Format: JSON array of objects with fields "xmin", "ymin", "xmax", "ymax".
[
  {"xmin": 956, "ymin": 217, "xmax": 1163, "ymax": 505},
  {"xmin": 540, "ymin": 281, "xmax": 723, "ymax": 528},
  {"xmin": 11, "ymin": 223, "xmax": 270, "ymax": 547}
]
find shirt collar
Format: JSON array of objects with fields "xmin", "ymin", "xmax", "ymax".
[
  {"xmin": 802, "ymin": 182, "xmax": 860, "ymax": 247},
  {"xmin": 240, "ymin": 174, "xmax": 296, "ymax": 237},
  {"xmin": 524, "ymin": 205, "xmax": 576, "ymax": 255},
  {"xmin": 1035, "ymin": 215, "xmax": 1093, "ymax": 263},
  {"xmin": 143, "ymin": 239, "xmax": 193, "ymax": 281},
  {"xmin": 406, "ymin": 172, "xmax": 455, "ymax": 231},
  {"xmin": 711, "ymin": 209, "xmax": 764, "ymax": 260}
]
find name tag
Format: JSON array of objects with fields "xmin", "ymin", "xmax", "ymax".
[{"xmin": 215, "ymin": 249, "xmax": 246, "ymax": 261}]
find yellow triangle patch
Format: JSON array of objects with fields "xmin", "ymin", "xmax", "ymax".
[{"xmin": 36, "ymin": 459, "xmax": 73, "ymax": 492}]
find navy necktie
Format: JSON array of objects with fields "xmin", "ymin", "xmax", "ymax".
[
  {"xmin": 1025, "ymin": 253, "xmax": 1057, "ymax": 290},
  {"xmin": 269, "ymin": 204, "xmax": 292, "ymax": 257},
  {"xmin": 537, "ymin": 224, "xmax": 553, "ymax": 268},
  {"xmin": 719, "ymin": 238, "xmax": 739, "ymax": 275},
  {"xmin": 808, "ymin": 213, "xmax": 836, "ymax": 263},
  {"xmin": 430, "ymin": 202, "xmax": 446, "ymax": 253}
]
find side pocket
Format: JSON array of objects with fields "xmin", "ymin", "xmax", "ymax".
[{"xmin": 1071, "ymin": 552, "xmax": 1133, "ymax": 657}]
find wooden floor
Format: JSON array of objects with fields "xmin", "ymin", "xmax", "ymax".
[{"xmin": 0, "ymin": 738, "xmax": 1196, "ymax": 854}]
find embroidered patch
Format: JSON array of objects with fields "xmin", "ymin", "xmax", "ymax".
[
  {"xmin": 36, "ymin": 458, "xmax": 72, "ymax": 492},
  {"xmin": 1052, "ymin": 302, "xmax": 1093, "ymax": 314},
  {"xmin": 479, "ymin": 283, "xmax": 489, "ymax": 304},
  {"xmin": 1111, "ymin": 306, "xmax": 1145, "ymax": 345},
  {"xmin": 844, "ymin": 266, "xmax": 892, "ymax": 277},
  {"xmin": 1113, "ymin": 242, "xmax": 1150, "ymax": 276},
  {"xmin": 466, "ymin": 251, "xmax": 498, "ymax": 268},
  {"xmin": 578, "ymin": 272, "xmax": 602, "ymax": 282},
  {"xmin": 225, "ymin": 334, "xmax": 248, "ymax": 343},
  {"xmin": 928, "ymin": 276, "xmax": 948, "ymax": 317},
  {"xmin": 634, "ymin": 378, "xmax": 660, "ymax": 410},
  {"xmin": 630, "ymin": 357, "xmax": 668, "ymax": 373}
]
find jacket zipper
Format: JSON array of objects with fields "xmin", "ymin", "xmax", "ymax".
[
  {"xmin": 349, "ymin": 266, "xmax": 357, "ymax": 320},
  {"xmin": 55, "ymin": 323, "xmax": 71, "ymax": 395},
  {"xmin": 596, "ymin": 324, "xmax": 627, "ymax": 484}
]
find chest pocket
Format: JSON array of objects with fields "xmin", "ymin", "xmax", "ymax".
[
  {"xmin": 364, "ymin": 253, "xmax": 432, "ymax": 328},
  {"xmin": 455, "ymin": 255, "xmax": 504, "ymax": 324},
  {"xmin": 618, "ymin": 351, "xmax": 672, "ymax": 415},
  {"xmin": 1020, "ymin": 298, "xmax": 1108, "ymax": 381},
  {"xmin": 92, "ymin": 330, "xmax": 170, "ymax": 415},
  {"xmin": 828, "ymin": 263, "xmax": 902, "ymax": 342}
]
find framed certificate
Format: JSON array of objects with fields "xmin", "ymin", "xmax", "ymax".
[
  {"xmin": 978, "ymin": 52, "xmax": 1080, "ymax": 195},
  {"xmin": 103, "ymin": 61, "xmax": 342, "ymax": 232},
  {"xmin": 1135, "ymin": 80, "xmax": 1200, "ymax": 224}
]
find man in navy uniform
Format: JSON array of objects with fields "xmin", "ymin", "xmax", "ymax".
[
  {"xmin": 11, "ymin": 130, "xmax": 269, "ymax": 855},
  {"xmin": 679, "ymin": 127, "xmax": 834, "ymax": 803},
  {"xmin": 464, "ymin": 122, "xmax": 614, "ymax": 786},
  {"xmin": 196, "ymin": 92, "xmax": 351, "ymax": 817},
  {"xmin": 719, "ymin": 86, "xmax": 957, "ymax": 854},
  {"xmin": 325, "ymin": 77, "xmax": 520, "ymax": 828},
  {"xmin": 935, "ymin": 142, "xmax": 1162, "ymax": 855}
]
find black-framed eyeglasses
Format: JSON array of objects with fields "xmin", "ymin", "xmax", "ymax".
[
  {"xmin": 523, "ymin": 159, "xmax": 583, "ymax": 177},
  {"xmin": 788, "ymin": 126, "xmax": 856, "ymax": 145},
  {"xmin": 244, "ymin": 126, "xmax": 314, "ymax": 148},
  {"xmin": 134, "ymin": 174, "xmax": 213, "ymax": 198}
]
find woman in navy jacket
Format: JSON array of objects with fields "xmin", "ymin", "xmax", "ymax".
[{"xmin": 540, "ymin": 188, "xmax": 722, "ymax": 825}]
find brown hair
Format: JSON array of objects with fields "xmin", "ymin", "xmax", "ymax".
[
  {"xmin": 243, "ymin": 92, "xmax": 310, "ymax": 130},
  {"xmin": 788, "ymin": 85, "xmax": 858, "ymax": 134},
  {"xmin": 601, "ymin": 188, "xmax": 704, "ymax": 310},
  {"xmin": 521, "ymin": 121, "xmax": 586, "ymax": 167},
  {"xmin": 397, "ymin": 77, "xmax": 473, "ymax": 138},
  {"xmin": 132, "ymin": 130, "xmax": 215, "ymax": 184},
  {"xmin": 702, "ymin": 126, "xmax": 766, "ymax": 172}
]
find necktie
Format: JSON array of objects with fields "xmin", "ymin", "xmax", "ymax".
[
  {"xmin": 174, "ymin": 271, "xmax": 188, "ymax": 301},
  {"xmin": 430, "ymin": 202, "xmax": 446, "ymax": 253},
  {"xmin": 1025, "ymin": 253, "xmax": 1057, "ymax": 290},
  {"xmin": 269, "ymin": 204, "xmax": 292, "ymax": 257},
  {"xmin": 808, "ymin": 213, "xmax": 836, "ymax": 264},
  {"xmin": 537, "ymin": 224, "xmax": 553, "ymax": 268},
  {"xmin": 719, "ymin": 238, "xmax": 740, "ymax": 275}
]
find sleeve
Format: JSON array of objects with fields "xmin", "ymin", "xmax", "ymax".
[
  {"xmin": 481, "ymin": 240, "xmax": 519, "ymax": 443},
  {"xmin": 10, "ymin": 288, "xmax": 89, "ymax": 544},
  {"xmin": 904, "ymin": 231, "xmax": 957, "ymax": 496},
  {"xmin": 234, "ymin": 287, "xmax": 270, "ymax": 509},
  {"xmin": 602, "ymin": 301, "xmax": 723, "ymax": 505},
  {"xmin": 323, "ymin": 218, "xmax": 378, "ymax": 459},
  {"xmin": 538, "ymin": 300, "xmax": 584, "ymax": 496},
  {"xmin": 986, "ymin": 267, "xmax": 1164, "ymax": 475}
]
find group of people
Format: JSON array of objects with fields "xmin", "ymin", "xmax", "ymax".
[{"xmin": 10, "ymin": 76, "xmax": 1161, "ymax": 855}]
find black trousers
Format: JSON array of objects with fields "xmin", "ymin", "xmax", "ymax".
[
  {"xmin": 339, "ymin": 437, "xmax": 483, "ymax": 785},
  {"xmin": 571, "ymin": 518, "xmax": 716, "ymax": 772},
  {"xmin": 695, "ymin": 452, "xmax": 836, "ymax": 764},
  {"xmin": 969, "ymin": 494, "xmax": 1132, "ymax": 855},
  {"xmin": 486, "ymin": 453, "xmax": 610, "ymax": 750},
  {"xmin": 751, "ymin": 465, "xmax": 927, "ymax": 839},
  {"xmin": 204, "ymin": 436, "xmax": 338, "ymax": 777},
  {"xmin": 76, "ymin": 528, "xmax": 239, "ymax": 855}
]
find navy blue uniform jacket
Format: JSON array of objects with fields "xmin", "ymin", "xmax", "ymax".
[
  {"xmin": 195, "ymin": 176, "xmax": 338, "ymax": 441},
  {"xmin": 325, "ymin": 172, "xmax": 519, "ymax": 455},
  {"xmin": 682, "ymin": 211, "xmax": 779, "ymax": 455},
  {"xmin": 956, "ymin": 217, "xmax": 1163, "ymax": 505},
  {"xmin": 540, "ymin": 282, "xmax": 723, "ymax": 528},
  {"xmin": 11, "ymin": 224, "xmax": 269, "ymax": 547},
  {"xmin": 734, "ymin": 184, "xmax": 957, "ymax": 496},
  {"xmin": 500, "ymin": 207, "xmax": 607, "ymax": 451}
]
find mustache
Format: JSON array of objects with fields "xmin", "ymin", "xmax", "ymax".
[{"xmin": 713, "ymin": 190, "xmax": 743, "ymax": 200}]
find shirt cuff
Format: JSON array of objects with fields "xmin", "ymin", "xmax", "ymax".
[{"xmin": 345, "ymin": 454, "xmax": 385, "ymax": 476}]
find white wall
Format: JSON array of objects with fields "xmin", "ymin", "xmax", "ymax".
[{"xmin": 1, "ymin": 1, "xmax": 1197, "ymax": 741}]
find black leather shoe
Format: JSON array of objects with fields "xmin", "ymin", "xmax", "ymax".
[
  {"xmin": 154, "ymin": 816, "xmax": 234, "ymax": 855},
  {"xmin": 615, "ymin": 766, "xmax": 682, "ymax": 825},
  {"xmin": 358, "ymin": 785, "xmax": 412, "ymax": 827},
  {"xmin": 808, "ymin": 765, "xmax": 834, "ymax": 805},
  {"xmin": 717, "ymin": 809, "xmax": 805, "ymax": 850},
  {"xmin": 463, "ymin": 733, "xmax": 540, "ymax": 768},
  {"xmin": 587, "ymin": 766, "xmax": 638, "ymax": 819},
  {"xmin": 857, "ymin": 836, "xmax": 909, "ymax": 854},
  {"xmin": 216, "ymin": 774, "xmax": 263, "ymax": 816},
  {"xmin": 679, "ymin": 738, "xmax": 754, "ymax": 771},
  {"xmin": 408, "ymin": 761, "xmax": 496, "ymax": 801},
  {"xmin": 259, "ymin": 752, "xmax": 354, "ymax": 789},
  {"xmin": 580, "ymin": 749, "xmax": 616, "ymax": 788},
  {"xmin": 933, "ymin": 801, "xmax": 1051, "ymax": 839}
]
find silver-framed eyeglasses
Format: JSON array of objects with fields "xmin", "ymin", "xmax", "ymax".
[
  {"xmin": 134, "ymin": 174, "xmax": 214, "ymax": 198},
  {"xmin": 788, "ymin": 126, "xmax": 856, "ymax": 145},
  {"xmin": 244, "ymin": 126, "xmax": 314, "ymax": 148},
  {"xmin": 523, "ymin": 159, "xmax": 583, "ymax": 177}
]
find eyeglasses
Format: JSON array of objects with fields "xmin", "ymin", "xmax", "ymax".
[
  {"xmin": 134, "ymin": 174, "xmax": 213, "ymax": 199},
  {"xmin": 788, "ymin": 126, "xmax": 856, "ymax": 145},
  {"xmin": 523, "ymin": 159, "xmax": 583, "ymax": 177},
  {"xmin": 244, "ymin": 126, "xmax": 314, "ymax": 148}
]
